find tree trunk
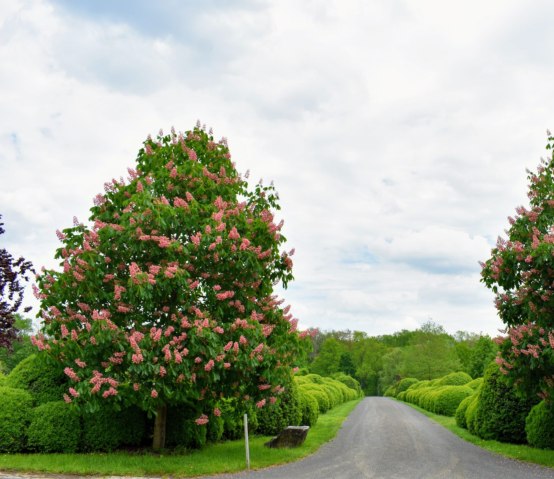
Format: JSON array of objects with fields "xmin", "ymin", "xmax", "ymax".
[{"xmin": 152, "ymin": 405, "xmax": 167, "ymax": 451}]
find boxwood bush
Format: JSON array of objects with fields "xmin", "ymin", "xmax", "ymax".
[
  {"xmin": 467, "ymin": 377, "xmax": 483, "ymax": 390},
  {"xmin": 6, "ymin": 354, "xmax": 67, "ymax": 405},
  {"xmin": 0, "ymin": 387, "xmax": 33, "ymax": 452},
  {"xmin": 455, "ymin": 394, "xmax": 474, "ymax": 429},
  {"xmin": 472, "ymin": 362, "xmax": 537, "ymax": 443},
  {"xmin": 435, "ymin": 372, "xmax": 472, "ymax": 386},
  {"xmin": 257, "ymin": 380, "xmax": 302, "ymax": 435},
  {"xmin": 332, "ymin": 373, "xmax": 363, "ymax": 396},
  {"xmin": 465, "ymin": 393, "xmax": 480, "ymax": 435},
  {"xmin": 297, "ymin": 388, "xmax": 319, "ymax": 427},
  {"xmin": 525, "ymin": 400, "xmax": 554, "ymax": 449},
  {"xmin": 298, "ymin": 383, "xmax": 331, "ymax": 413},
  {"xmin": 26, "ymin": 401, "xmax": 81, "ymax": 453},
  {"xmin": 433, "ymin": 385, "xmax": 473, "ymax": 416},
  {"xmin": 81, "ymin": 405, "xmax": 146, "ymax": 451}
]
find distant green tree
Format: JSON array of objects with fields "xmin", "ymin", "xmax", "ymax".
[
  {"xmin": 310, "ymin": 337, "xmax": 345, "ymax": 376},
  {"xmin": 0, "ymin": 315, "xmax": 34, "ymax": 373},
  {"xmin": 402, "ymin": 322, "xmax": 460, "ymax": 380},
  {"xmin": 338, "ymin": 352, "xmax": 356, "ymax": 376}
]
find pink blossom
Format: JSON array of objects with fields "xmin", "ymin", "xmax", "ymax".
[
  {"xmin": 64, "ymin": 367, "xmax": 80, "ymax": 382},
  {"xmin": 60, "ymin": 324, "xmax": 69, "ymax": 338},
  {"xmin": 63, "ymin": 394, "xmax": 72, "ymax": 404},
  {"xmin": 214, "ymin": 407, "xmax": 221, "ymax": 417},
  {"xmin": 213, "ymin": 326, "xmax": 224, "ymax": 334},
  {"xmin": 224, "ymin": 362, "xmax": 231, "ymax": 369},
  {"xmin": 69, "ymin": 387, "xmax": 80, "ymax": 398},
  {"xmin": 205, "ymin": 359, "xmax": 214, "ymax": 372},
  {"xmin": 151, "ymin": 389, "xmax": 158, "ymax": 398},
  {"xmin": 132, "ymin": 353, "xmax": 143, "ymax": 364},
  {"xmin": 240, "ymin": 238, "xmax": 250, "ymax": 250},
  {"xmin": 195, "ymin": 414, "xmax": 209, "ymax": 426},
  {"xmin": 159, "ymin": 366, "xmax": 167, "ymax": 377},
  {"xmin": 239, "ymin": 335, "xmax": 248, "ymax": 345},
  {"xmin": 224, "ymin": 341, "xmax": 233, "ymax": 352},
  {"xmin": 75, "ymin": 358, "xmax": 87, "ymax": 368},
  {"xmin": 256, "ymin": 399, "xmax": 266, "ymax": 409},
  {"xmin": 102, "ymin": 387, "xmax": 118, "ymax": 398},
  {"xmin": 195, "ymin": 356, "xmax": 202, "ymax": 364},
  {"xmin": 229, "ymin": 227, "xmax": 240, "ymax": 240}
]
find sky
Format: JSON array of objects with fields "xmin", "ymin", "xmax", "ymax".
[{"xmin": 2, "ymin": 0, "xmax": 554, "ymax": 337}]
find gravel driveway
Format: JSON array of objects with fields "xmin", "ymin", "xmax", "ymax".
[{"xmin": 202, "ymin": 397, "xmax": 554, "ymax": 479}]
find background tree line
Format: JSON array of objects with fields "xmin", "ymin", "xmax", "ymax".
[{"xmin": 302, "ymin": 321, "xmax": 497, "ymax": 396}]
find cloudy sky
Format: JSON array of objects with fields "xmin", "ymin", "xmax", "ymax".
[{"xmin": 2, "ymin": 0, "xmax": 553, "ymax": 337}]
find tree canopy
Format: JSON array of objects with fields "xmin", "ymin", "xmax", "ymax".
[{"xmin": 33, "ymin": 125, "xmax": 304, "ymax": 448}]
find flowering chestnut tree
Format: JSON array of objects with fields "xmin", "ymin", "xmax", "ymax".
[
  {"xmin": 481, "ymin": 132, "xmax": 554, "ymax": 400},
  {"xmin": 33, "ymin": 125, "xmax": 302, "ymax": 449}
]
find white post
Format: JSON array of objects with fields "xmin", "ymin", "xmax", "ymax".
[{"xmin": 244, "ymin": 413, "xmax": 250, "ymax": 470}]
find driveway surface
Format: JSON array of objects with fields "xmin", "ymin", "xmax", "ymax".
[
  {"xmin": 2, "ymin": 397, "xmax": 554, "ymax": 479},
  {"xmin": 203, "ymin": 397, "xmax": 554, "ymax": 479}
]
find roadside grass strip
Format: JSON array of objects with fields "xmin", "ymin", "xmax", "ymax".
[
  {"xmin": 0, "ymin": 399, "xmax": 362, "ymax": 477},
  {"xmin": 401, "ymin": 400, "xmax": 554, "ymax": 468}
]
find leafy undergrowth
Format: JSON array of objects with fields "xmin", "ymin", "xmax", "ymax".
[
  {"xmin": 0, "ymin": 399, "xmax": 362, "ymax": 477},
  {"xmin": 401, "ymin": 400, "xmax": 554, "ymax": 468}
]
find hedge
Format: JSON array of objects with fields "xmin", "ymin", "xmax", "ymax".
[
  {"xmin": 0, "ymin": 387, "xmax": 33, "ymax": 452},
  {"xmin": 26, "ymin": 401, "xmax": 81, "ymax": 453},
  {"xmin": 467, "ymin": 377, "xmax": 483, "ymax": 390},
  {"xmin": 81, "ymin": 406, "xmax": 146, "ymax": 451},
  {"xmin": 526, "ymin": 400, "xmax": 554, "ymax": 449},
  {"xmin": 6, "ymin": 354, "xmax": 67, "ymax": 405}
]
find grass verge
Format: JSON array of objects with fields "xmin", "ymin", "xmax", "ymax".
[
  {"xmin": 401, "ymin": 401, "xmax": 554, "ymax": 468},
  {"xmin": 0, "ymin": 398, "xmax": 362, "ymax": 477}
]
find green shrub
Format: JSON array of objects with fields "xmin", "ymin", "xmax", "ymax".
[
  {"xmin": 397, "ymin": 378, "xmax": 419, "ymax": 394},
  {"xmin": 166, "ymin": 405, "xmax": 207, "ymax": 449},
  {"xmin": 81, "ymin": 406, "xmax": 146, "ymax": 451},
  {"xmin": 526, "ymin": 401, "xmax": 554, "ymax": 449},
  {"xmin": 436, "ymin": 372, "xmax": 472, "ymax": 386},
  {"xmin": 257, "ymin": 381, "xmax": 302, "ymax": 435},
  {"xmin": 6, "ymin": 354, "xmax": 67, "ymax": 405},
  {"xmin": 297, "ymin": 388, "xmax": 319, "ymax": 427},
  {"xmin": 467, "ymin": 377, "xmax": 483, "ymax": 390},
  {"xmin": 206, "ymin": 413, "xmax": 224, "ymax": 443},
  {"xmin": 397, "ymin": 391, "xmax": 407, "ymax": 401},
  {"xmin": 0, "ymin": 387, "xmax": 33, "ymax": 452},
  {"xmin": 298, "ymin": 383, "xmax": 331, "ymax": 413},
  {"xmin": 219, "ymin": 398, "xmax": 258, "ymax": 440},
  {"xmin": 473, "ymin": 362, "xmax": 537, "ymax": 443},
  {"xmin": 383, "ymin": 386, "xmax": 396, "ymax": 397},
  {"xmin": 465, "ymin": 393, "xmax": 480, "ymax": 435},
  {"xmin": 27, "ymin": 401, "xmax": 80, "ymax": 453},
  {"xmin": 408, "ymin": 380, "xmax": 431, "ymax": 390},
  {"xmin": 455, "ymin": 394, "xmax": 474, "ymax": 429},
  {"xmin": 332, "ymin": 373, "xmax": 363, "ymax": 396},
  {"xmin": 0, "ymin": 373, "xmax": 6, "ymax": 386},
  {"xmin": 433, "ymin": 386, "xmax": 473, "ymax": 416},
  {"xmin": 304, "ymin": 374, "xmax": 325, "ymax": 385}
]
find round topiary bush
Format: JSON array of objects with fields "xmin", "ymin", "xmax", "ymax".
[
  {"xmin": 467, "ymin": 377, "xmax": 483, "ymax": 390},
  {"xmin": 525, "ymin": 400, "xmax": 554, "ymax": 449},
  {"xmin": 297, "ymin": 388, "xmax": 319, "ymax": 427},
  {"xmin": 397, "ymin": 378, "xmax": 419, "ymax": 394},
  {"xmin": 0, "ymin": 387, "xmax": 33, "ymax": 452},
  {"xmin": 6, "ymin": 354, "xmax": 67, "ymax": 405},
  {"xmin": 383, "ymin": 385, "xmax": 396, "ymax": 397},
  {"xmin": 455, "ymin": 394, "xmax": 474, "ymax": 429},
  {"xmin": 26, "ymin": 401, "xmax": 81, "ymax": 453},
  {"xmin": 257, "ymin": 381, "xmax": 302, "ymax": 436},
  {"xmin": 433, "ymin": 386, "xmax": 474, "ymax": 416},
  {"xmin": 332, "ymin": 373, "xmax": 363, "ymax": 396},
  {"xmin": 473, "ymin": 362, "xmax": 538, "ymax": 443},
  {"xmin": 465, "ymin": 393, "xmax": 480, "ymax": 435},
  {"xmin": 298, "ymin": 383, "xmax": 331, "ymax": 413},
  {"xmin": 436, "ymin": 372, "xmax": 472, "ymax": 387}
]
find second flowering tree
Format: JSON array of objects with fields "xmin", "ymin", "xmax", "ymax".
[
  {"xmin": 34, "ymin": 125, "xmax": 302, "ymax": 449},
  {"xmin": 481, "ymin": 132, "xmax": 554, "ymax": 401}
]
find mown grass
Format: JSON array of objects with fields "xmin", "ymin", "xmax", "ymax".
[
  {"xmin": 401, "ymin": 401, "xmax": 554, "ymax": 468},
  {"xmin": 0, "ymin": 398, "xmax": 362, "ymax": 477}
]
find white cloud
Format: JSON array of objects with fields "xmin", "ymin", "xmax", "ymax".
[{"xmin": 2, "ymin": 0, "xmax": 553, "ymax": 337}]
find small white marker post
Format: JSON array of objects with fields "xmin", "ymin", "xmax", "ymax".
[{"xmin": 244, "ymin": 413, "xmax": 250, "ymax": 470}]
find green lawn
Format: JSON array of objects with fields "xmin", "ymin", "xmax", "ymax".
[
  {"xmin": 0, "ymin": 398, "xmax": 362, "ymax": 477},
  {"xmin": 402, "ymin": 401, "xmax": 554, "ymax": 468}
]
